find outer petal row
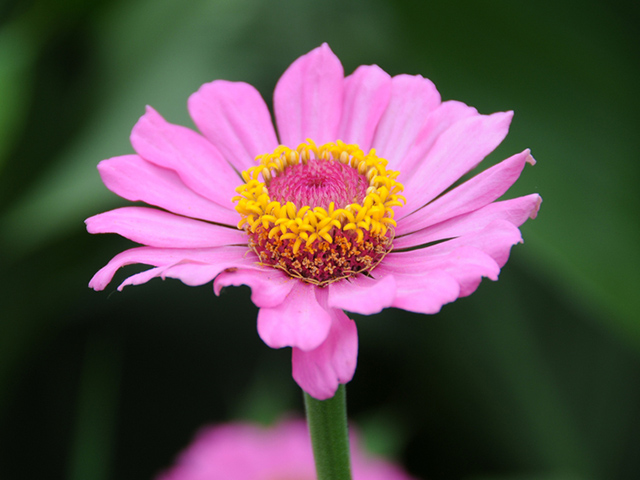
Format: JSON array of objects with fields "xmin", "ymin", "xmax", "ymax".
[
  {"xmin": 85, "ymin": 206, "xmax": 246, "ymax": 248},
  {"xmin": 367, "ymin": 219, "xmax": 525, "ymax": 315},
  {"xmin": 394, "ymin": 194, "xmax": 542, "ymax": 250},
  {"xmin": 97, "ymin": 154, "xmax": 238, "ymax": 226},
  {"xmin": 274, "ymin": 43, "xmax": 344, "ymax": 146},
  {"xmin": 130, "ymin": 107, "xmax": 240, "ymax": 209},
  {"xmin": 337, "ymin": 64, "xmax": 391, "ymax": 151},
  {"xmin": 89, "ymin": 246, "xmax": 252, "ymax": 291},
  {"xmin": 392, "ymin": 100, "xmax": 477, "ymax": 175},
  {"xmin": 396, "ymin": 149, "xmax": 537, "ymax": 236},
  {"xmin": 188, "ymin": 80, "xmax": 279, "ymax": 172},
  {"xmin": 381, "ymin": 245, "xmax": 500, "ymax": 299},
  {"xmin": 400, "ymin": 110, "xmax": 514, "ymax": 213},
  {"xmin": 371, "ymin": 74, "xmax": 441, "ymax": 167},
  {"xmin": 414, "ymin": 219, "xmax": 524, "ymax": 268}
]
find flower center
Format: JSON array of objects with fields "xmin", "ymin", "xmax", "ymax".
[
  {"xmin": 233, "ymin": 140, "xmax": 405, "ymax": 286},
  {"xmin": 268, "ymin": 157, "xmax": 368, "ymax": 211}
]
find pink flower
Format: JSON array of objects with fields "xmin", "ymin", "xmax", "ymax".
[
  {"xmin": 155, "ymin": 418, "xmax": 417, "ymax": 480},
  {"xmin": 87, "ymin": 44, "xmax": 541, "ymax": 399}
]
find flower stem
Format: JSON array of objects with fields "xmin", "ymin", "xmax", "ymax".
[{"xmin": 304, "ymin": 384, "xmax": 352, "ymax": 480}]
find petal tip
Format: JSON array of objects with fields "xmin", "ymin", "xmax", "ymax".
[
  {"xmin": 496, "ymin": 109, "xmax": 514, "ymax": 127},
  {"xmin": 530, "ymin": 194, "xmax": 543, "ymax": 219},
  {"xmin": 132, "ymin": 106, "xmax": 162, "ymax": 137},
  {"xmin": 84, "ymin": 215, "xmax": 99, "ymax": 233},
  {"xmin": 318, "ymin": 42, "xmax": 333, "ymax": 54},
  {"xmin": 525, "ymin": 150, "xmax": 536, "ymax": 166},
  {"xmin": 88, "ymin": 279, "xmax": 104, "ymax": 291}
]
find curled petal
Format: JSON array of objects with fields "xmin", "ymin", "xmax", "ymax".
[
  {"xmin": 97, "ymin": 154, "xmax": 238, "ymax": 225},
  {"xmin": 214, "ymin": 267, "xmax": 295, "ymax": 309},
  {"xmin": 257, "ymin": 282, "xmax": 332, "ymax": 351},
  {"xmin": 274, "ymin": 43, "xmax": 344, "ymax": 146},
  {"xmin": 118, "ymin": 262, "xmax": 246, "ymax": 290},
  {"xmin": 130, "ymin": 106, "xmax": 239, "ymax": 208},
  {"xmin": 88, "ymin": 246, "xmax": 250, "ymax": 291},
  {"xmin": 115, "ymin": 266, "xmax": 166, "ymax": 290},
  {"xmin": 292, "ymin": 308, "xmax": 358, "ymax": 400},
  {"xmin": 327, "ymin": 274, "xmax": 396, "ymax": 315},
  {"xmin": 85, "ymin": 207, "xmax": 246, "ymax": 248},
  {"xmin": 188, "ymin": 81, "xmax": 279, "ymax": 172}
]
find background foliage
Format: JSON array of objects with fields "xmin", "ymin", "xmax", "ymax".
[{"xmin": 1, "ymin": 1, "xmax": 639, "ymax": 479}]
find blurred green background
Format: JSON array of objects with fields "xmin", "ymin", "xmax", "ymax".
[{"xmin": 1, "ymin": 1, "xmax": 639, "ymax": 479}]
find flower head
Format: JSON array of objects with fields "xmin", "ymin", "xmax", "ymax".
[
  {"xmin": 155, "ymin": 418, "xmax": 417, "ymax": 480},
  {"xmin": 87, "ymin": 44, "xmax": 541, "ymax": 399}
]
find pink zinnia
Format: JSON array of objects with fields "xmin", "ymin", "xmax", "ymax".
[
  {"xmin": 87, "ymin": 44, "xmax": 541, "ymax": 399},
  {"xmin": 155, "ymin": 418, "xmax": 417, "ymax": 480}
]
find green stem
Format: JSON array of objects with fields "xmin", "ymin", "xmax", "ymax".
[{"xmin": 304, "ymin": 384, "xmax": 352, "ymax": 480}]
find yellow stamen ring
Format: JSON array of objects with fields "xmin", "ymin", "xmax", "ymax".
[{"xmin": 233, "ymin": 140, "xmax": 406, "ymax": 286}]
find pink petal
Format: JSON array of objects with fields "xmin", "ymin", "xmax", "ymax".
[
  {"xmin": 116, "ymin": 266, "xmax": 166, "ymax": 290},
  {"xmin": 378, "ymin": 220, "xmax": 526, "ymax": 309},
  {"xmin": 273, "ymin": 43, "xmax": 344, "ymax": 146},
  {"xmin": 85, "ymin": 206, "xmax": 246, "ymax": 248},
  {"xmin": 292, "ymin": 308, "xmax": 358, "ymax": 400},
  {"xmin": 394, "ymin": 99, "xmax": 479, "ymax": 175},
  {"xmin": 188, "ymin": 80, "xmax": 279, "ymax": 172},
  {"xmin": 401, "ymin": 110, "xmax": 514, "ymax": 210},
  {"xmin": 397, "ymin": 149, "xmax": 535, "ymax": 235},
  {"xmin": 257, "ymin": 282, "xmax": 332, "ymax": 351},
  {"xmin": 88, "ymin": 245, "xmax": 250, "ymax": 291},
  {"xmin": 337, "ymin": 65, "xmax": 391, "ymax": 151},
  {"xmin": 395, "ymin": 219, "xmax": 524, "ymax": 268},
  {"xmin": 214, "ymin": 267, "xmax": 295, "ymax": 308},
  {"xmin": 118, "ymin": 262, "xmax": 249, "ymax": 291},
  {"xmin": 381, "ymin": 245, "xmax": 500, "ymax": 298},
  {"xmin": 371, "ymin": 74, "xmax": 441, "ymax": 167},
  {"xmin": 394, "ymin": 194, "xmax": 541, "ymax": 251},
  {"xmin": 379, "ymin": 268, "xmax": 460, "ymax": 315},
  {"xmin": 327, "ymin": 273, "xmax": 396, "ymax": 315},
  {"xmin": 97, "ymin": 154, "xmax": 238, "ymax": 226},
  {"xmin": 426, "ymin": 219, "xmax": 524, "ymax": 267},
  {"xmin": 130, "ymin": 106, "xmax": 239, "ymax": 209}
]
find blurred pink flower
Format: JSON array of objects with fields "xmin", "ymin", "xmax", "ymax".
[
  {"xmin": 156, "ymin": 418, "xmax": 417, "ymax": 480},
  {"xmin": 87, "ymin": 44, "xmax": 541, "ymax": 399}
]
